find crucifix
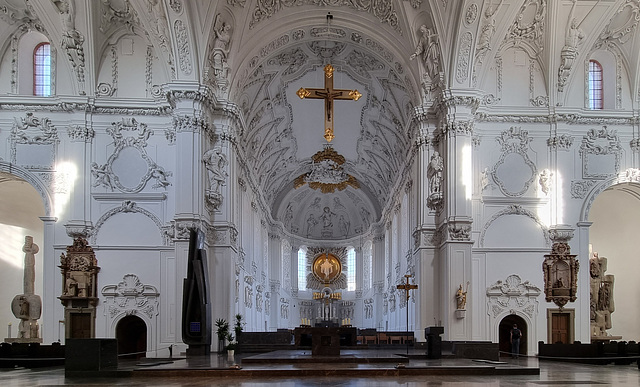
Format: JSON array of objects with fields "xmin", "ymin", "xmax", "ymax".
[
  {"xmin": 297, "ymin": 64, "xmax": 362, "ymax": 142},
  {"xmin": 396, "ymin": 274, "xmax": 418, "ymax": 354}
]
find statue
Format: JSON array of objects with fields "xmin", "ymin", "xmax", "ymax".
[
  {"xmin": 306, "ymin": 213, "xmax": 318, "ymax": 237},
  {"xmin": 590, "ymin": 252, "xmax": 616, "ymax": 337},
  {"xmin": 455, "ymin": 282, "xmax": 469, "ymax": 310},
  {"xmin": 150, "ymin": 163, "xmax": 172, "ymax": 188},
  {"xmin": 7, "ymin": 236, "xmax": 43, "ymax": 343},
  {"xmin": 428, "ymin": 151, "xmax": 444, "ymax": 194},
  {"xmin": 203, "ymin": 147, "xmax": 228, "ymax": 194},
  {"xmin": 211, "ymin": 14, "xmax": 232, "ymax": 78},
  {"xmin": 360, "ymin": 207, "xmax": 371, "ymax": 229},
  {"xmin": 410, "ymin": 25, "xmax": 440, "ymax": 82},
  {"xmin": 283, "ymin": 203, "xmax": 294, "ymax": 229},
  {"xmin": 320, "ymin": 206, "xmax": 336, "ymax": 229},
  {"xmin": 91, "ymin": 162, "xmax": 113, "ymax": 190},
  {"xmin": 338, "ymin": 215, "xmax": 350, "ymax": 237},
  {"xmin": 53, "ymin": 0, "xmax": 85, "ymax": 81},
  {"xmin": 64, "ymin": 272, "xmax": 77, "ymax": 296},
  {"xmin": 558, "ymin": 0, "xmax": 585, "ymax": 92}
]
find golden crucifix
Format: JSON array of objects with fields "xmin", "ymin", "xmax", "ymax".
[
  {"xmin": 397, "ymin": 274, "xmax": 418, "ymax": 301},
  {"xmin": 297, "ymin": 64, "xmax": 362, "ymax": 142}
]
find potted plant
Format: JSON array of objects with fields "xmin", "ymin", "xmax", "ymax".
[
  {"xmin": 215, "ymin": 318, "xmax": 229, "ymax": 353},
  {"xmin": 225, "ymin": 332, "xmax": 236, "ymax": 357},
  {"xmin": 234, "ymin": 314, "xmax": 244, "ymax": 339}
]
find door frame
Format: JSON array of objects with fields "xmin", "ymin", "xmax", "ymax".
[{"xmin": 547, "ymin": 308, "xmax": 575, "ymax": 344}]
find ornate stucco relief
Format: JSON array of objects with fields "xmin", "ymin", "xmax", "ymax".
[
  {"xmin": 91, "ymin": 118, "xmax": 171, "ymax": 193},
  {"xmin": 249, "ymin": 0, "xmax": 401, "ymax": 34},
  {"xmin": 101, "ymin": 274, "xmax": 159, "ymax": 320},
  {"xmin": 92, "ymin": 200, "xmax": 171, "ymax": 246},
  {"xmin": 479, "ymin": 204, "xmax": 549, "ymax": 247},
  {"xmin": 10, "ymin": 112, "xmax": 58, "ymax": 170},
  {"xmin": 486, "ymin": 274, "xmax": 540, "ymax": 319},
  {"xmin": 491, "ymin": 127, "xmax": 537, "ymax": 197},
  {"xmin": 579, "ymin": 127, "xmax": 621, "ymax": 179}
]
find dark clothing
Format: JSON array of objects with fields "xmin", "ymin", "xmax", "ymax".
[{"xmin": 510, "ymin": 328, "xmax": 521, "ymax": 358}]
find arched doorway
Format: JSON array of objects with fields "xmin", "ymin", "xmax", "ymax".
[
  {"xmin": 115, "ymin": 315, "xmax": 147, "ymax": 359},
  {"xmin": 499, "ymin": 315, "xmax": 527, "ymax": 358}
]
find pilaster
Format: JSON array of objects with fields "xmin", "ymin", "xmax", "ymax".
[{"xmin": 434, "ymin": 89, "xmax": 479, "ymax": 340}]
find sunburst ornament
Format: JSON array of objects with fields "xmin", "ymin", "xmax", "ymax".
[{"xmin": 294, "ymin": 145, "xmax": 359, "ymax": 193}]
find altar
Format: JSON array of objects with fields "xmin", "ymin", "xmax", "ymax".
[{"xmin": 294, "ymin": 327, "xmax": 357, "ymax": 356}]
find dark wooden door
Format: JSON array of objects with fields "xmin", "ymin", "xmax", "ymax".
[
  {"xmin": 69, "ymin": 313, "xmax": 91, "ymax": 338},
  {"xmin": 551, "ymin": 313, "xmax": 570, "ymax": 344}
]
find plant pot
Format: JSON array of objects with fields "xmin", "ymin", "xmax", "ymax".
[{"xmin": 227, "ymin": 349, "xmax": 235, "ymax": 358}]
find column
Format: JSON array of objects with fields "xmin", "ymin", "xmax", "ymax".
[{"xmin": 437, "ymin": 90, "xmax": 479, "ymax": 341}]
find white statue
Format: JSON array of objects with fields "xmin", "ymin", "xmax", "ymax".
[
  {"xmin": 428, "ymin": 151, "xmax": 444, "ymax": 195},
  {"xmin": 410, "ymin": 25, "xmax": 440, "ymax": 81},
  {"xmin": 203, "ymin": 147, "xmax": 228, "ymax": 194},
  {"xmin": 211, "ymin": 14, "xmax": 232, "ymax": 78}
]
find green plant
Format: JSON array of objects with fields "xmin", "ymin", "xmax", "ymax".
[
  {"xmin": 215, "ymin": 318, "xmax": 229, "ymax": 342},
  {"xmin": 225, "ymin": 332, "xmax": 236, "ymax": 351},
  {"xmin": 234, "ymin": 314, "xmax": 244, "ymax": 337}
]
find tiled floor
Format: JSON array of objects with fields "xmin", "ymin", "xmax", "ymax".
[{"xmin": 3, "ymin": 351, "xmax": 640, "ymax": 386}]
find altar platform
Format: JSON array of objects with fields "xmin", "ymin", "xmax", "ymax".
[{"xmin": 128, "ymin": 349, "xmax": 540, "ymax": 378}]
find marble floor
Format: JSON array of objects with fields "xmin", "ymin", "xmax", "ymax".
[{"xmin": 3, "ymin": 352, "xmax": 640, "ymax": 386}]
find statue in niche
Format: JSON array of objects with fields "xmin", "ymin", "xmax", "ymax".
[
  {"xmin": 427, "ymin": 151, "xmax": 444, "ymax": 210},
  {"xmin": 428, "ymin": 151, "xmax": 444, "ymax": 194},
  {"xmin": 203, "ymin": 147, "xmax": 228, "ymax": 194},
  {"xmin": 590, "ymin": 252, "xmax": 615, "ymax": 337},
  {"xmin": 64, "ymin": 272, "xmax": 77, "ymax": 296},
  {"xmin": 211, "ymin": 14, "xmax": 232, "ymax": 78},
  {"xmin": 410, "ymin": 25, "xmax": 440, "ymax": 82}
]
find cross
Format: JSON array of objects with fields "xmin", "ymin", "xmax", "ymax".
[
  {"xmin": 397, "ymin": 274, "xmax": 418, "ymax": 301},
  {"xmin": 297, "ymin": 64, "xmax": 362, "ymax": 142}
]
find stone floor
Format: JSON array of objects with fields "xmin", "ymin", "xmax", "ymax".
[{"xmin": 3, "ymin": 350, "xmax": 640, "ymax": 386}]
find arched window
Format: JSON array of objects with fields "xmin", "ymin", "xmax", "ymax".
[
  {"xmin": 33, "ymin": 43, "xmax": 51, "ymax": 97},
  {"xmin": 347, "ymin": 247, "xmax": 356, "ymax": 291},
  {"xmin": 297, "ymin": 246, "xmax": 307, "ymax": 290},
  {"xmin": 588, "ymin": 60, "xmax": 603, "ymax": 110}
]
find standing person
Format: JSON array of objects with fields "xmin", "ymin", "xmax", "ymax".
[{"xmin": 510, "ymin": 324, "xmax": 521, "ymax": 358}]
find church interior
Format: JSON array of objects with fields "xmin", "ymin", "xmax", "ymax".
[{"xmin": 2, "ymin": 0, "xmax": 640, "ymax": 381}]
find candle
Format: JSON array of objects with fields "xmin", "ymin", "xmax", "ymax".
[{"xmin": 7, "ymin": 323, "xmax": 11, "ymax": 338}]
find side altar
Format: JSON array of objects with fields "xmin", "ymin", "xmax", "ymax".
[{"xmin": 294, "ymin": 326, "xmax": 357, "ymax": 356}]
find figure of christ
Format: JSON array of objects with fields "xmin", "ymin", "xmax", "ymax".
[{"xmin": 297, "ymin": 64, "xmax": 361, "ymax": 142}]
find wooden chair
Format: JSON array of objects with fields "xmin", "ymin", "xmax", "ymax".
[
  {"xmin": 378, "ymin": 332, "xmax": 389, "ymax": 344},
  {"xmin": 365, "ymin": 335, "xmax": 377, "ymax": 345},
  {"xmin": 389, "ymin": 335, "xmax": 403, "ymax": 344}
]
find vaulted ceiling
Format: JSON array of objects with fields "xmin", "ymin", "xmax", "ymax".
[{"xmin": 4, "ymin": 0, "xmax": 640, "ymax": 242}]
